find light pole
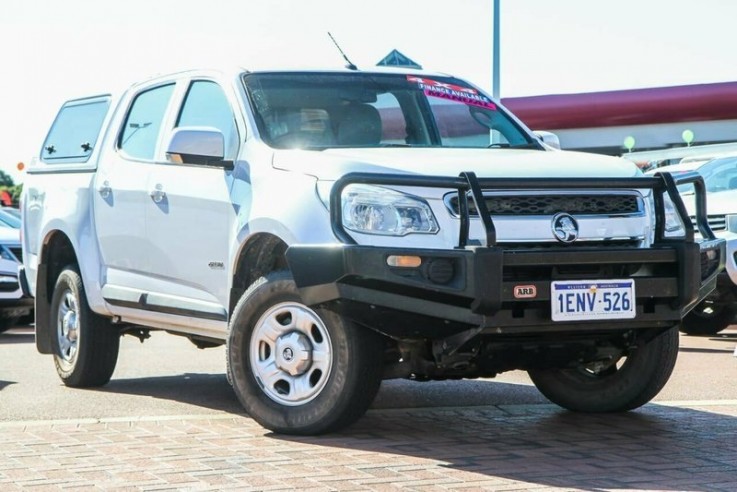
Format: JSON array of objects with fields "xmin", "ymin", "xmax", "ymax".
[{"xmin": 492, "ymin": 0, "xmax": 501, "ymax": 100}]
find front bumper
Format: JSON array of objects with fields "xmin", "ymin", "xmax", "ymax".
[
  {"xmin": 0, "ymin": 267, "xmax": 34, "ymax": 318},
  {"xmin": 288, "ymin": 171, "xmax": 725, "ymax": 339},
  {"xmin": 716, "ymin": 232, "xmax": 737, "ymax": 285},
  {"xmin": 287, "ymin": 240, "xmax": 724, "ymax": 338}
]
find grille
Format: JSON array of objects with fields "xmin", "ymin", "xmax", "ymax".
[
  {"xmin": 447, "ymin": 194, "xmax": 640, "ymax": 216},
  {"xmin": 9, "ymin": 247, "xmax": 22, "ymax": 263},
  {"xmin": 499, "ymin": 240, "xmax": 642, "ymax": 250},
  {"xmin": 0, "ymin": 278, "xmax": 18, "ymax": 292},
  {"xmin": 690, "ymin": 215, "xmax": 726, "ymax": 232}
]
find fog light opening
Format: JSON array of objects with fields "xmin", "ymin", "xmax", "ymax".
[{"xmin": 424, "ymin": 258, "xmax": 455, "ymax": 285}]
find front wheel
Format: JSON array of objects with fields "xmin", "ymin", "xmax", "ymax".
[
  {"xmin": 51, "ymin": 266, "xmax": 120, "ymax": 387},
  {"xmin": 680, "ymin": 300, "xmax": 736, "ymax": 336},
  {"xmin": 528, "ymin": 327, "xmax": 679, "ymax": 413},
  {"xmin": 227, "ymin": 271, "xmax": 384, "ymax": 435}
]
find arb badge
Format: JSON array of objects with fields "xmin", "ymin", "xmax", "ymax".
[{"xmin": 514, "ymin": 285, "xmax": 537, "ymax": 299}]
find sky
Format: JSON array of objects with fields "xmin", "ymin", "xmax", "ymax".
[{"xmin": 2, "ymin": 0, "xmax": 737, "ymax": 183}]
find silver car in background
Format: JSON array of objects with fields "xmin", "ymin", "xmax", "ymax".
[
  {"xmin": 0, "ymin": 211, "xmax": 33, "ymax": 332},
  {"xmin": 649, "ymin": 155, "xmax": 737, "ymax": 334}
]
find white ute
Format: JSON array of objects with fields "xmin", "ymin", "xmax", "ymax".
[{"xmin": 21, "ymin": 68, "xmax": 724, "ymax": 435}]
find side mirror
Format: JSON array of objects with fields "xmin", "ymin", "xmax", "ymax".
[
  {"xmin": 534, "ymin": 131, "xmax": 561, "ymax": 150},
  {"xmin": 165, "ymin": 127, "xmax": 233, "ymax": 169}
]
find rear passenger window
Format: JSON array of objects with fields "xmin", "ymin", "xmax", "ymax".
[
  {"xmin": 176, "ymin": 81, "xmax": 239, "ymax": 160},
  {"xmin": 41, "ymin": 97, "xmax": 110, "ymax": 163},
  {"xmin": 119, "ymin": 84, "xmax": 175, "ymax": 161}
]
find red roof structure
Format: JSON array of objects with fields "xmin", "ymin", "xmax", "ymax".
[{"xmin": 502, "ymin": 81, "xmax": 737, "ymax": 130}]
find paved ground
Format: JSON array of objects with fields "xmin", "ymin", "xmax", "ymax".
[
  {"xmin": 2, "ymin": 403, "xmax": 737, "ymax": 491},
  {"xmin": 1, "ymin": 326, "xmax": 737, "ymax": 490}
]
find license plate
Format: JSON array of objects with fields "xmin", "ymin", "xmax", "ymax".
[{"xmin": 551, "ymin": 279, "xmax": 636, "ymax": 322}]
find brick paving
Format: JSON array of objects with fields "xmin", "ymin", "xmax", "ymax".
[{"xmin": 1, "ymin": 402, "xmax": 737, "ymax": 491}]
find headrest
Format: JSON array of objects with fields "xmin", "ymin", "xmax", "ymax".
[{"xmin": 337, "ymin": 104, "xmax": 382, "ymax": 146}]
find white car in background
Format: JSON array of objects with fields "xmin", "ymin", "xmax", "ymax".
[
  {"xmin": 0, "ymin": 224, "xmax": 33, "ymax": 333},
  {"xmin": 649, "ymin": 155, "xmax": 737, "ymax": 334}
]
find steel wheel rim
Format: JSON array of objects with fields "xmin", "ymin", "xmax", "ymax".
[
  {"xmin": 249, "ymin": 302, "xmax": 332, "ymax": 406},
  {"xmin": 57, "ymin": 289, "xmax": 79, "ymax": 364}
]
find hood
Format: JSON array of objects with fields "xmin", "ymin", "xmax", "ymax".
[
  {"xmin": 683, "ymin": 189, "xmax": 737, "ymax": 216},
  {"xmin": 272, "ymin": 148, "xmax": 641, "ymax": 181}
]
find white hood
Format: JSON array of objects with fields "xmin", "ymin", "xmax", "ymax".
[
  {"xmin": 272, "ymin": 148, "xmax": 641, "ymax": 181},
  {"xmin": 682, "ymin": 189, "xmax": 737, "ymax": 216},
  {"xmin": 0, "ymin": 226, "xmax": 19, "ymax": 243}
]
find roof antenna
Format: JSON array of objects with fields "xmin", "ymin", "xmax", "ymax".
[{"xmin": 328, "ymin": 32, "xmax": 358, "ymax": 70}]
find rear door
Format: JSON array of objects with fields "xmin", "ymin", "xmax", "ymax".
[{"xmin": 93, "ymin": 82, "xmax": 177, "ymax": 299}]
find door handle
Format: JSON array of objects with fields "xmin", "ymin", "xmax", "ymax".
[
  {"xmin": 150, "ymin": 185, "xmax": 166, "ymax": 203},
  {"xmin": 98, "ymin": 181, "xmax": 112, "ymax": 199}
]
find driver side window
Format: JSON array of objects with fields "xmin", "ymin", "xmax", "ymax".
[{"xmin": 176, "ymin": 81, "xmax": 239, "ymax": 161}]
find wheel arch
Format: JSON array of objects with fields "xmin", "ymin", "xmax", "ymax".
[
  {"xmin": 35, "ymin": 230, "xmax": 79, "ymax": 354},
  {"xmin": 229, "ymin": 233, "xmax": 289, "ymax": 316}
]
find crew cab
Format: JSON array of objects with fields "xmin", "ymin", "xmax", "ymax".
[{"xmin": 21, "ymin": 67, "xmax": 724, "ymax": 435}]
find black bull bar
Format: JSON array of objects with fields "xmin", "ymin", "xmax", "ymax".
[{"xmin": 286, "ymin": 171, "xmax": 725, "ymax": 337}]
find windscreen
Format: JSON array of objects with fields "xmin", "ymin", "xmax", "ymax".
[
  {"xmin": 243, "ymin": 72, "xmax": 538, "ymax": 150},
  {"xmin": 675, "ymin": 157, "xmax": 737, "ymax": 194}
]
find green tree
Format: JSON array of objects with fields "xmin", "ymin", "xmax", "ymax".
[
  {"xmin": 0, "ymin": 169, "xmax": 14, "ymax": 187},
  {"xmin": 0, "ymin": 169, "xmax": 19, "ymax": 206},
  {"xmin": 9, "ymin": 184, "xmax": 22, "ymax": 204}
]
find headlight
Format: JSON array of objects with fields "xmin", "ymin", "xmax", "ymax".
[
  {"xmin": 663, "ymin": 194, "xmax": 686, "ymax": 237},
  {"xmin": 341, "ymin": 185, "xmax": 439, "ymax": 236}
]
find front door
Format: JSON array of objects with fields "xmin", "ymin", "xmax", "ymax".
[{"xmin": 142, "ymin": 79, "xmax": 241, "ymax": 320}]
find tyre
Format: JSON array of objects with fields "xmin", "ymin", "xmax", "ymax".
[
  {"xmin": 0, "ymin": 317, "xmax": 19, "ymax": 334},
  {"xmin": 680, "ymin": 300, "xmax": 736, "ymax": 336},
  {"xmin": 227, "ymin": 271, "xmax": 384, "ymax": 435},
  {"xmin": 528, "ymin": 327, "xmax": 679, "ymax": 413},
  {"xmin": 50, "ymin": 265, "xmax": 120, "ymax": 387}
]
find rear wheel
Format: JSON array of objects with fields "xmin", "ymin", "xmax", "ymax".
[
  {"xmin": 680, "ymin": 300, "xmax": 736, "ymax": 336},
  {"xmin": 528, "ymin": 327, "xmax": 678, "ymax": 412},
  {"xmin": 51, "ymin": 266, "xmax": 120, "ymax": 387},
  {"xmin": 228, "ymin": 271, "xmax": 384, "ymax": 435}
]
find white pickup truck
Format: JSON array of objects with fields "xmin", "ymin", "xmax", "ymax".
[{"xmin": 20, "ymin": 67, "xmax": 724, "ymax": 435}]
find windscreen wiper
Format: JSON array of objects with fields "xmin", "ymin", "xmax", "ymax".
[{"xmin": 487, "ymin": 142, "xmax": 541, "ymax": 149}]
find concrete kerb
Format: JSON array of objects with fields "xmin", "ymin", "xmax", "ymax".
[{"xmin": 3, "ymin": 400, "xmax": 737, "ymax": 429}]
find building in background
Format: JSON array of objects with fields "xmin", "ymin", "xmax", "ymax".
[
  {"xmin": 377, "ymin": 50, "xmax": 422, "ymax": 70},
  {"xmin": 502, "ymin": 81, "xmax": 737, "ymax": 157}
]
